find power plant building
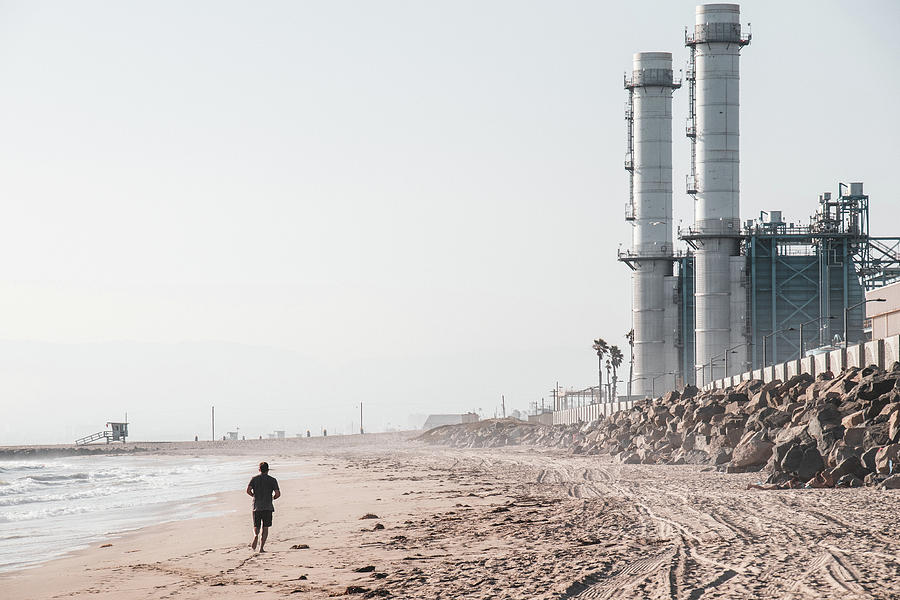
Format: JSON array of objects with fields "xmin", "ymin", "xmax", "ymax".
[{"xmin": 620, "ymin": 4, "xmax": 900, "ymax": 396}]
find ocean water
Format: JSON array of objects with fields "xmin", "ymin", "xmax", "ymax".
[{"xmin": 0, "ymin": 455, "xmax": 271, "ymax": 572}]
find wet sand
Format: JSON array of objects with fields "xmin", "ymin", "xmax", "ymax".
[{"xmin": 3, "ymin": 435, "xmax": 899, "ymax": 599}]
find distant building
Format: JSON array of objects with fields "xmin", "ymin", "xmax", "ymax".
[
  {"xmin": 528, "ymin": 410, "xmax": 553, "ymax": 426},
  {"xmin": 867, "ymin": 281, "xmax": 900, "ymax": 339},
  {"xmin": 422, "ymin": 412, "xmax": 479, "ymax": 430},
  {"xmin": 408, "ymin": 414, "xmax": 429, "ymax": 430}
]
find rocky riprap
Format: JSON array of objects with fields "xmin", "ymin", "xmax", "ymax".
[{"xmin": 418, "ymin": 365, "xmax": 900, "ymax": 489}]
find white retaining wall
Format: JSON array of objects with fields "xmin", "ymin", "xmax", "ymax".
[
  {"xmin": 552, "ymin": 398, "xmax": 636, "ymax": 426},
  {"xmin": 706, "ymin": 334, "xmax": 900, "ymax": 390},
  {"xmin": 553, "ymin": 335, "xmax": 900, "ymax": 424}
]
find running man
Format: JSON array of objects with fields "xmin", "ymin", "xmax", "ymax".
[{"xmin": 247, "ymin": 461, "xmax": 280, "ymax": 552}]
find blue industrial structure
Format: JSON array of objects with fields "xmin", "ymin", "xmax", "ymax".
[{"xmin": 672, "ymin": 182, "xmax": 900, "ymax": 386}]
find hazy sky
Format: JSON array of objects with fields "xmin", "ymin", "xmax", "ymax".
[{"xmin": 1, "ymin": 1, "xmax": 899, "ymax": 444}]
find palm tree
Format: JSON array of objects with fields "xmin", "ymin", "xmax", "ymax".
[
  {"xmin": 605, "ymin": 359, "xmax": 612, "ymax": 401},
  {"xmin": 625, "ymin": 329, "xmax": 635, "ymax": 398},
  {"xmin": 592, "ymin": 338, "xmax": 608, "ymax": 401},
  {"xmin": 609, "ymin": 345, "xmax": 624, "ymax": 400}
]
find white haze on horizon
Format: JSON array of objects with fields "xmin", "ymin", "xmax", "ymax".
[{"xmin": 0, "ymin": 1, "xmax": 898, "ymax": 444}]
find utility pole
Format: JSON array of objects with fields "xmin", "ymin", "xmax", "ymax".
[
  {"xmin": 626, "ymin": 329, "xmax": 635, "ymax": 398},
  {"xmin": 360, "ymin": 402, "xmax": 364, "ymax": 435},
  {"xmin": 211, "ymin": 406, "xmax": 215, "ymax": 441},
  {"xmin": 501, "ymin": 395, "xmax": 506, "ymax": 418}
]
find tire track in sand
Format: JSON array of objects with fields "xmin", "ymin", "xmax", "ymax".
[{"xmin": 559, "ymin": 548, "xmax": 677, "ymax": 600}]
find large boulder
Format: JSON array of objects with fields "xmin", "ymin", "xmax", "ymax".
[
  {"xmin": 661, "ymin": 390, "xmax": 681, "ymax": 404},
  {"xmin": 725, "ymin": 391, "xmax": 749, "ymax": 405},
  {"xmin": 694, "ymin": 403, "xmax": 726, "ymax": 423},
  {"xmin": 875, "ymin": 444, "xmax": 900, "ymax": 474},
  {"xmin": 843, "ymin": 425, "xmax": 866, "ymax": 448},
  {"xmin": 745, "ymin": 407, "xmax": 775, "ymax": 431},
  {"xmin": 779, "ymin": 374, "xmax": 814, "ymax": 402},
  {"xmin": 854, "ymin": 376, "xmax": 896, "ymax": 402},
  {"xmin": 671, "ymin": 448, "xmax": 710, "ymax": 465},
  {"xmin": 831, "ymin": 456, "xmax": 869, "ymax": 480},
  {"xmin": 707, "ymin": 434, "xmax": 734, "ymax": 456},
  {"xmin": 764, "ymin": 409, "xmax": 792, "ymax": 429},
  {"xmin": 863, "ymin": 392, "xmax": 896, "ymax": 421},
  {"xmin": 806, "ymin": 405, "xmax": 845, "ymax": 453},
  {"xmin": 729, "ymin": 431, "xmax": 774, "ymax": 470},
  {"xmin": 637, "ymin": 448, "xmax": 657, "ymax": 464},
  {"xmin": 724, "ymin": 423, "xmax": 746, "ymax": 447},
  {"xmin": 725, "ymin": 401, "xmax": 744, "ymax": 415},
  {"xmin": 782, "ymin": 443, "xmax": 825, "ymax": 481},
  {"xmin": 836, "ymin": 474, "xmax": 864, "ymax": 488},
  {"xmin": 864, "ymin": 422, "xmax": 892, "ymax": 448},
  {"xmin": 826, "ymin": 441, "xmax": 861, "ymax": 469},
  {"xmin": 889, "ymin": 406, "xmax": 900, "ymax": 443},
  {"xmin": 877, "ymin": 474, "xmax": 900, "ymax": 489},
  {"xmin": 804, "ymin": 372, "xmax": 836, "ymax": 402},
  {"xmin": 681, "ymin": 384, "xmax": 699, "ymax": 399},
  {"xmin": 862, "ymin": 447, "xmax": 880, "ymax": 472},
  {"xmin": 619, "ymin": 452, "xmax": 641, "ymax": 465},
  {"xmin": 842, "ymin": 410, "xmax": 866, "ymax": 429},
  {"xmin": 710, "ymin": 447, "xmax": 733, "ymax": 465}
]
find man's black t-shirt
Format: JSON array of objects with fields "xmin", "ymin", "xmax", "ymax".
[{"xmin": 248, "ymin": 473, "xmax": 279, "ymax": 511}]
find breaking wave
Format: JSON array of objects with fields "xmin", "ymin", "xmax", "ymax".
[{"xmin": 0, "ymin": 455, "xmax": 257, "ymax": 573}]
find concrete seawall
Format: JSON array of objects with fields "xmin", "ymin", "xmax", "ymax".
[
  {"xmin": 707, "ymin": 334, "xmax": 900, "ymax": 390},
  {"xmin": 552, "ymin": 398, "xmax": 637, "ymax": 426}
]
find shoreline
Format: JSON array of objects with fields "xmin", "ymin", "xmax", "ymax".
[
  {"xmin": 1, "ymin": 455, "xmax": 329, "ymax": 597},
  {"xmin": 4, "ymin": 440, "xmax": 899, "ymax": 599},
  {"xmin": 0, "ymin": 431, "xmax": 417, "ymax": 460},
  {"xmin": 5, "ymin": 488, "xmax": 240, "ymax": 574},
  {"xmin": 0, "ymin": 454, "xmax": 312, "ymax": 574}
]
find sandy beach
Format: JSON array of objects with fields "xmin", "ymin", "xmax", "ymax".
[{"xmin": 2, "ymin": 433, "xmax": 900, "ymax": 599}]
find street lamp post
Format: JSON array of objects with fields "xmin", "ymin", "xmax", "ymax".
[
  {"xmin": 798, "ymin": 316, "xmax": 837, "ymax": 361},
  {"xmin": 844, "ymin": 298, "xmax": 886, "ymax": 350},
  {"xmin": 724, "ymin": 343, "xmax": 748, "ymax": 376},
  {"xmin": 706, "ymin": 343, "xmax": 745, "ymax": 384},
  {"xmin": 763, "ymin": 327, "xmax": 797, "ymax": 368},
  {"xmin": 650, "ymin": 371, "xmax": 676, "ymax": 398},
  {"xmin": 724, "ymin": 344, "xmax": 739, "ymax": 376}
]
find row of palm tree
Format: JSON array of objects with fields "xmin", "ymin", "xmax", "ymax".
[{"xmin": 592, "ymin": 331, "xmax": 632, "ymax": 401}]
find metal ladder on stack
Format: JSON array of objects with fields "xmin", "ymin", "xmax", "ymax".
[
  {"xmin": 684, "ymin": 41, "xmax": 698, "ymax": 195},
  {"xmin": 624, "ymin": 82, "xmax": 636, "ymax": 221}
]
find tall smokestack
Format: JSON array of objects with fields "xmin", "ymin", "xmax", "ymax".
[
  {"xmin": 623, "ymin": 52, "xmax": 680, "ymax": 397},
  {"xmin": 686, "ymin": 4, "xmax": 750, "ymax": 385}
]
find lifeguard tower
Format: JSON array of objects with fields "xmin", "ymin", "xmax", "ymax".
[{"xmin": 75, "ymin": 421, "xmax": 129, "ymax": 445}]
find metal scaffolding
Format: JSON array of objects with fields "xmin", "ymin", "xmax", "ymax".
[
  {"xmin": 675, "ymin": 256, "xmax": 696, "ymax": 386},
  {"xmin": 677, "ymin": 183, "xmax": 900, "ymax": 373}
]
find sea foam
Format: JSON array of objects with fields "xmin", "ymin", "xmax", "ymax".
[{"xmin": 0, "ymin": 455, "xmax": 256, "ymax": 572}]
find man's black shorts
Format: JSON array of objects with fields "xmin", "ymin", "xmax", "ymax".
[{"xmin": 253, "ymin": 510, "xmax": 273, "ymax": 528}]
